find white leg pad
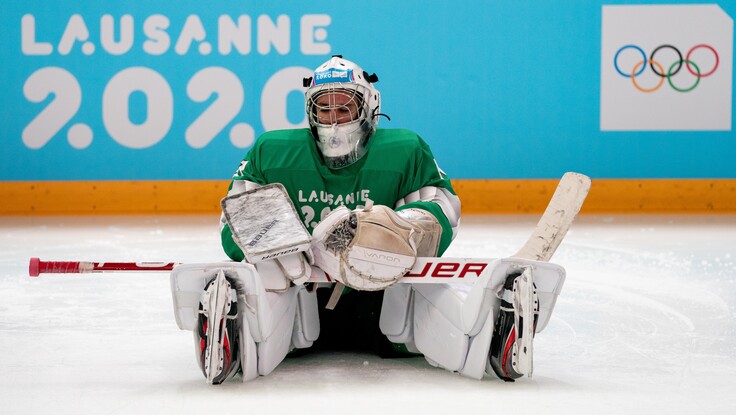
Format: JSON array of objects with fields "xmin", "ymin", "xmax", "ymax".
[
  {"xmin": 239, "ymin": 309, "xmax": 259, "ymax": 382},
  {"xmin": 471, "ymin": 259, "xmax": 566, "ymax": 333},
  {"xmin": 255, "ymin": 288, "xmax": 299, "ymax": 376},
  {"xmin": 292, "ymin": 288, "xmax": 320, "ymax": 348},
  {"xmin": 409, "ymin": 259, "xmax": 566, "ymax": 378},
  {"xmin": 379, "ymin": 284, "xmax": 415, "ymax": 344},
  {"xmin": 171, "ymin": 262, "xmax": 260, "ymax": 331},
  {"xmin": 239, "ymin": 284, "xmax": 318, "ymax": 377},
  {"xmin": 170, "ymin": 262, "xmax": 316, "ymax": 380},
  {"xmin": 412, "ymin": 284, "xmax": 470, "ymax": 371},
  {"xmin": 459, "ymin": 306, "xmax": 495, "ymax": 380},
  {"xmin": 253, "ymin": 260, "xmax": 290, "ymax": 292}
]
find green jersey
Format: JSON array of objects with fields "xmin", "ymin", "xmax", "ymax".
[{"xmin": 221, "ymin": 128, "xmax": 458, "ymax": 261}]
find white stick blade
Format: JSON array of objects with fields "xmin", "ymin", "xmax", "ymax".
[{"xmin": 513, "ymin": 172, "xmax": 591, "ymax": 261}]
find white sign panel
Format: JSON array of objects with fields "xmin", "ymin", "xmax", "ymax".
[{"xmin": 601, "ymin": 5, "xmax": 733, "ymax": 131}]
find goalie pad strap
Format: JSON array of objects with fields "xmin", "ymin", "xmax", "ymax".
[{"xmin": 325, "ymin": 282, "xmax": 345, "ymax": 310}]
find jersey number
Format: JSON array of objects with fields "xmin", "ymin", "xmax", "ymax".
[{"xmin": 301, "ymin": 205, "xmax": 332, "ymax": 230}]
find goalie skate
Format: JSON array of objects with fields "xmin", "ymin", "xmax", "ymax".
[
  {"xmin": 489, "ymin": 267, "xmax": 539, "ymax": 381},
  {"xmin": 196, "ymin": 270, "xmax": 241, "ymax": 384}
]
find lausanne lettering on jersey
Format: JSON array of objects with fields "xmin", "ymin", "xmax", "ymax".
[{"xmin": 297, "ymin": 189, "xmax": 370, "ymax": 206}]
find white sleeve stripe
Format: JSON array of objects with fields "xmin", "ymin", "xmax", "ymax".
[
  {"xmin": 395, "ymin": 186, "xmax": 461, "ymax": 239},
  {"xmin": 229, "ymin": 179, "xmax": 261, "ymax": 195}
]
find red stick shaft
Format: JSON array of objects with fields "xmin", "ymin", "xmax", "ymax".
[
  {"xmin": 85, "ymin": 262, "xmax": 176, "ymax": 272},
  {"xmin": 29, "ymin": 258, "xmax": 176, "ymax": 277}
]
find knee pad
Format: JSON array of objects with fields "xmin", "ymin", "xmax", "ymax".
[
  {"xmin": 292, "ymin": 287, "xmax": 320, "ymax": 348},
  {"xmin": 379, "ymin": 284, "xmax": 414, "ymax": 344}
]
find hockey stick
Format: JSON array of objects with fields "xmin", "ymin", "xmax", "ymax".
[
  {"xmin": 28, "ymin": 259, "xmax": 176, "ymax": 276},
  {"xmin": 513, "ymin": 172, "xmax": 591, "ymax": 261},
  {"xmin": 29, "ymin": 172, "xmax": 591, "ymax": 281},
  {"xmin": 28, "ymin": 256, "xmax": 540, "ymax": 283}
]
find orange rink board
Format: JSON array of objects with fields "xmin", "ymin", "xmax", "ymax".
[{"xmin": 1, "ymin": 179, "xmax": 735, "ymax": 215}]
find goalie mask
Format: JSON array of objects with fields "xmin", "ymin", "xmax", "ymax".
[{"xmin": 304, "ymin": 56, "xmax": 382, "ymax": 169}]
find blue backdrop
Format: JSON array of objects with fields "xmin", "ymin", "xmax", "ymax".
[{"xmin": 1, "ymin": 0, "xmax": 734, "ymax": 181}]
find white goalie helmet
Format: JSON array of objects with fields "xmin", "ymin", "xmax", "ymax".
[{"xmin": 304, "ymin": 55, "xmax": 382, "ymax": 169}]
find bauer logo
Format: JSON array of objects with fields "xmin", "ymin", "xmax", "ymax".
[
  {"xmin": 600, "ymin": 5, "xmax": 733, "ymax": 131},
  {"xmin": 314, "ymin": 68, "xmax": 353, "ymax": 85}
]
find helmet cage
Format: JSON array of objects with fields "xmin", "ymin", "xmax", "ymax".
[
  {"xmin": 304, "ymin": 57, "xmax": 381, "ymax": 169},
  {"xmin": 306, "ymin": 85, "xmax": 372, "ymax": 133}
]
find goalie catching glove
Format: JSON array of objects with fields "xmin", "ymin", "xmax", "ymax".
[{"xmin": 311, "ymin": 200, "xmax": 442, "ymax": 291}]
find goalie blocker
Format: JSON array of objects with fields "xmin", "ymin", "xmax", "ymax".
[{"xmin": 221, "ymin": 183, "xmax": 314, "ymax": 289}]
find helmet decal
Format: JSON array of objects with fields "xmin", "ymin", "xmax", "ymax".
[{"xmin": 314, "ymin": 68, "xmax": 354, "ymax": 85}]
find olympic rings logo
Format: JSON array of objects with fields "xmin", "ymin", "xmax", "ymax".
[{"xmin": 613, "ymin": 44, "xmax": 719, "ymax": 93}]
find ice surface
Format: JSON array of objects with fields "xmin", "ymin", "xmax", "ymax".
[{"xmin": 1, "ymin": 214, "xmax": 734, "ymax": 414}]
